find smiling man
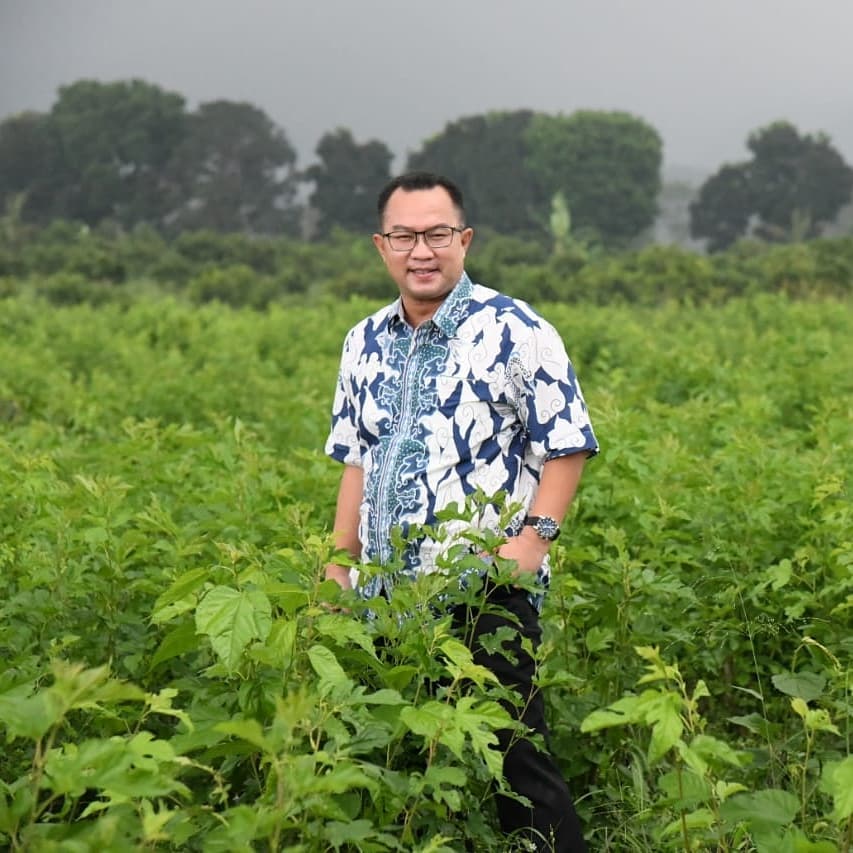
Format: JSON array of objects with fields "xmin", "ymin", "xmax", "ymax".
[{"xmin": 325, "ymin": 171, "xmax": 597, "ymax": 852}]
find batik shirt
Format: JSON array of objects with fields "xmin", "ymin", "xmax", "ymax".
[{"xmin": 325, "ymin": 272, "xmax": 598, "ymax": 605}]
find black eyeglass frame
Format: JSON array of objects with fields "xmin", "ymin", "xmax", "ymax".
[{"xmin": 379, "ymin": 225, "xmax": 467, "ymax": 252}]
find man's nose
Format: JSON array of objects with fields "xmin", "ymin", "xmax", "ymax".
[{"xmin": 410, "ymin": 233, "xmax": 436, "ymax": 256}]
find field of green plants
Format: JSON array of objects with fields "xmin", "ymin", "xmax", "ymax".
[{"xmin": 0, "ymin": 289, "xmax": 851, "ymax": 851}]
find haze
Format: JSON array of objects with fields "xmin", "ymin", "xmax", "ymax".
[{"xmin": 2, "ymin": 0, "xmax": 852, "ymax": 181}]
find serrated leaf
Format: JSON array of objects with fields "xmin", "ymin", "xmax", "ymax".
[
  {"xmin": 316, "ymin": 612, "xmax": 377, "ymax": 656},
  {"xmin": 195, "ymin": 585, "xmax": 272, "ymax": 672},
  {"xmin": 424, "ymin": 765, "xmax": 467, "ymax": 788},
  {"xmin": 720, "ymin": 788, "xmax": 798, "ymax": 830},
  {"xmin": 646, "ymin": 692, "xmax": 683, "ymax": 764},
  {"xmin": 0, "ymin": 690, "xmax": 64, "ymax": 741},
  {"xmin": 400, "ymin": 701, "xmax": 453, "ymax": 741},
  {"xmin": 144, "ymin": 688, "xmax": 193, "ymax": 731},
  {"xmin": 585, "ymin": 625, "xmax": 614, "ymax": 652}
]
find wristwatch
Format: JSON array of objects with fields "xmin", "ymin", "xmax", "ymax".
[{"xmin": 523, "ymin": 515, "xmax": 561, "ymax": 541}]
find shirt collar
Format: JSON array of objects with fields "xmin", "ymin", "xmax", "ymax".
[{"xmin": 386, "ymin": 272, "xmax": 473, "ymax": 337}]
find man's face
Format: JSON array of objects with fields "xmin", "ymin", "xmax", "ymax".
[{"xmin": 373, "ymin": 186, "xmax": 473, "ymax": 317}]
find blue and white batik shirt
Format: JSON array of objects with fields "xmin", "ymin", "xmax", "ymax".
[{"xmin": 325, "ymin": 272, "xmax": 598, "ymax": 605}]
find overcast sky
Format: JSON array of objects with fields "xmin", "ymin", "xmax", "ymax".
[{"xmin": 2, "ymin": 0, "xmax": 852, "ymax": 181}]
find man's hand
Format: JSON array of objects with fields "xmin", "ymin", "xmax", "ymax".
[
  {"xmin": 325, "ymin": 564, "xmax": 353, "ymax": 590},
  {"xmin": 497, "ymin": 526, "xmax": 551, "ymax": 577}
]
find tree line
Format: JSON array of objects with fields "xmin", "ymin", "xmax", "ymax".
[{"xmin": 1, "ymin": 78, "xmax": 851, "ymax": 251}]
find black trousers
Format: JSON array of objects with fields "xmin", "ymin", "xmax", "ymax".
[{"xmin": 452, "ymin": 587, "xmax": 587, "ymax": 853}]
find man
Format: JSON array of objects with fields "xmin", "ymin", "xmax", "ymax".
[{"xmin": 325, "ymin": 172, "xmax": 597, "ymax": 851}]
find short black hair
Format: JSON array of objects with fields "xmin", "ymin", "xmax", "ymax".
[{"xmin": 376, "ymin": 172, "xmax": 466, "ymax": 227}]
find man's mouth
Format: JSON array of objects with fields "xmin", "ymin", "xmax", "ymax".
[{"xmin": 409, "ymin": 267, "xmax": 438, "ymax": 278}]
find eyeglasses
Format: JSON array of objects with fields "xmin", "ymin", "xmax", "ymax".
[{"xmin": 380, "ymin": 226, "xmax": 465, "ymax": 252}]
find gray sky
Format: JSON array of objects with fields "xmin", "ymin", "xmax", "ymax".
[{"xmin": 2, "ymin": 0, "xmax": 852, "ymax": 180}]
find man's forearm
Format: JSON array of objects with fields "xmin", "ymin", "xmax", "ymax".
[
  {"xmin": 528, "ymin": 451, "xmax": 587, "ymax": 524},
  {"xmin": 498, "ymin": 451, "xmax": 588, "ymax": 574},
  {"xmin": 325, "ymin": 464, "xmax": 364, "ymax": 589}
]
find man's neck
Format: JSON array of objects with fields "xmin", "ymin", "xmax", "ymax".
[{"xmin": 401, "ymin": 296, "xmax": 445, "ymax": 328}]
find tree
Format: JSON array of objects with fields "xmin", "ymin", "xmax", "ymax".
[
  {"xmin": 47, "ymin": 79, "xmax": 188, "ymax": 227},
  {"xmin": 406, "ymin": 111, "xmax": 549, "ymax": 236},
  {"xmin": 748, "ymin": 121, "xmax": 853, "ymax": 240},
  {"xmin": 690, "ymin": 121, "xmax": 853, "ymax": 250},
  {"xmin": 688, "ymin": 164, "xmax": 753, "ymax": 253},
  {"xmin": 524, "ymin": 111, "xmax": 663, "ymax": 246},
  {"xmin": 164, "ymin": 100, "xmax": 300, "ymax": 234},
  {"xmin": 304, "ymin": 128, "xmax": 393, "ymax": 235},
  {"xmin": 0, "ymin": 111, "xmax": 63, "ymax": 224}
]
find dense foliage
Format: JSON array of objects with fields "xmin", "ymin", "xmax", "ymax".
[
  {"xmin": 5, "ymin": 79, "xmax": 852, "ymax": 246},
  {"xmin": 0, "ymin": 288, "xmax": 850, "ymax": 850},
  {"xmin": 2, "ymin": 220, "xmax": 853, "ymax": 311},
  {"xmin": 690, "ymin": 121, "xmax": 853, "ymax": 251},
  {"xmin": 524, "ymin": 111, "xmax": 663, "ymax": 246}
]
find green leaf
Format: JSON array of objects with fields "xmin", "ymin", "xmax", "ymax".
[
  {"xmin": 423, "ymin": 765, "xmax": 467, "ymax": 789},
  {"xmin": 771, "ymin": 671, "xmax": 826, "ymax": 701},
  {"xmin": 307, "ymin": 644, "xmax": 353, "ymax": 698},
  {"xmin": 0, "ymin": 689, "xmax": 63, "ymax": 741},
  {"xmin": 688, "ymin": 733, "xmax": 749, "ymax": 768},
  {"xmin": 728, "ymin": 712, "xmax": 774, "ymax": 738},
  {"xmin": 144, "ymin": 687, "xmax": 194, "ymax": 731},
  {"xmin": 439, "ymin": 637, "xmax": 498, "ymax": 686},
  {"xmin": 195, "ymin": 585, "xmax": 272, "ymax": 671},
  {"xmin": 580, "ymin": 695, "xmax": 643, "ymax": 732},
  {"xmin": 263, "ymin": 581, "xmax": 310, "ymax": 615},
  {"xmin": 323, "ymin": 819, "xmax": 374, "ymax": 848},
  {"xmin": 316, "ymin": 612, "xmax": 377, "ymax": 657},
  {"xmin": 645, "ymin": 691, "xmax": 683, "ymax": 764},
  {"xmin": 151, "ymin": 567, "xmax": 210, "ymax": 623},
  {"xmin": 400, "ymin": 701, "xmax": 453, "ymax": 741},
  {"xmin": 43, "ymin": 738, "xmax": 129, "ymax": 796},
  {"xmin": 585, "ymin": 625, "xmax": 614, "ymax": 652},
  {"xmin": 790, "ymin": 699, "xmax": 840, "ymax": 735},
  {"xmin": 149, "ymin": 620, "xmax": 198, "ymax": 670},
  {"xmin": 660, "ymin": 807, "xmax": 715, "ymax": 838},
  {"xmin": 361, "ymin": 688, "xmax": 405, "ymax": 706},
  {"xmin": 720, "ymin": 789, "xmax": 799, "ymax": 831},
  {"xmin": 249, "ymin": 617, "xmax": 297, "ymax": 669},
  {"xmin": 657, "ymin": 769, "xmax": 712, "ymax": 807},
  {"xmin": 766, "ymin": 558, "xmax": 793, "ymax": 590},
  {"xmin": 216, "ymin": 718, "xmax": 269, "ymax": 751},
  {"xmin": 384, "ymin": 664, "xmax": 419, "ymax": 691},
  {"xmin": 820, "ymin": 756, "xmax": 853, "ymax": 822}
]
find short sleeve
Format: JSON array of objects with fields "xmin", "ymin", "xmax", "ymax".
[
  {"xmin": 507, "ymin": 319, "xmax": 598, "ymax": 462},
  {"xmin": 324, "ymin": 331, "xmax": 363, "ymax": 467}
]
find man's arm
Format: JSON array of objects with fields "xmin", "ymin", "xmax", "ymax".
[
  {"xmin": 498, "ymin": 452, "xmax": 588, "ymax": 575},
  {"xmin": 324, "ymin": 464, "xmax": 364, "ymax": 590}
]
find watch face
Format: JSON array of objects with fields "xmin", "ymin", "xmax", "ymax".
[{"xmin": 536, "ymin": 517, "xmax": 560, "ymax": 540}]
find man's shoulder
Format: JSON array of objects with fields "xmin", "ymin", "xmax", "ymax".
[{"xmin": 467, "ymin": 282, "xmax": 543, "ymax": 329}]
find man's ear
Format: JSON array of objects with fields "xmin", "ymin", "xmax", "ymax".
[{"xmin": 372, "ymin": 232, "xmax": 386, "ymax": 260}]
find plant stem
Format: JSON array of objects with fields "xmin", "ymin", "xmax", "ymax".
[{"xmin": 675, "ymin": 764, "xmax": 690, "ymax": 852}]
